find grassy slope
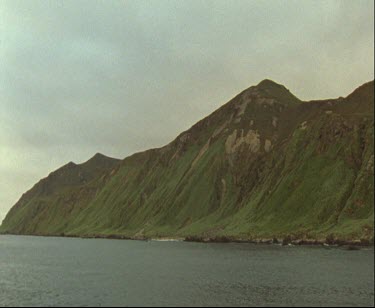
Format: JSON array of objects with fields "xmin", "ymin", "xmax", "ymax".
[{"xmin": 1, "ymin": 80, "xmax": 373, "ymax": 241}]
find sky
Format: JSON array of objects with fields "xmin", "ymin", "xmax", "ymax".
[{"xmin": 0, "ymin": 0, "xmax": 374, "ymax": 222}]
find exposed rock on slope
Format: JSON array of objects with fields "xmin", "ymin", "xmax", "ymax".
[{"xmin": 1, "ymin": 80, "xmax": 374, "ymax": 242}]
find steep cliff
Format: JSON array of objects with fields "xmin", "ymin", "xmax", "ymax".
[{"xmin": 1, "ymin": 80, "xmax": 373, "ymax": 242}]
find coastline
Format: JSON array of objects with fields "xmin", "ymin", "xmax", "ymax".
[{"xmin": 1, "ymin": 232, "xmax": 373, "ymax": 247}]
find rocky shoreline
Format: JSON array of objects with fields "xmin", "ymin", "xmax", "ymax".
[
  {"xmin": 183, "ymin": 235, "xmax": 374, "ymax": 247},
  {"xmin": 1, "ymin": 232, "xmax": 374, "ymax": 248}
]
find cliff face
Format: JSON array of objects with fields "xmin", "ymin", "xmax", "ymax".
[{"xmin": 1, "ymin": 80, "xmax": 374, "ymax": 241}]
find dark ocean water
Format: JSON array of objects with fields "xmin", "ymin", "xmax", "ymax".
[{"xmin": 0, "ymin": 235, "xmax": 373, "ymax": 307}]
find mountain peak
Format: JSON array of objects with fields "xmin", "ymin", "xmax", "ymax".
[
  {"xmin": 250, "ymin": 79, "xmax": 301, "ymax": 105},
  {"xmin": 80, "ymin": 153, "xmax": 121, "ymax": 170},
  {"xmin": 92, "ymin": 152, "xmax": 107, "ymax": 159},
  {"xmin": 257, "ymin": 79, "xmax": 283, "ymax": 88}
]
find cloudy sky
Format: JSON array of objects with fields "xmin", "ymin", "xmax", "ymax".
[{"xmin": 0, "ymin": 0, "xmax": 373, "ymax": 222}]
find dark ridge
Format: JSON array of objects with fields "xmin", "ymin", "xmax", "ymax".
[
  {"xmin": 257, "ymin": 79, "xmax": 284, "ymax": 89},
  {"xmin": 93, "ymin": 152, "xmax": 108, "ymax": 159},
  {"xmin": 56, "ymin": 161, "xmax": 77, "ymax": 172},
  {"xmin": 335, "ymin": 80, "xmax": 374, "ymax": 116},
  {"xmin": 255, "ymin": 79, "xmax": 301, "ymax": 105},
  {"xmin": 81, "ymin": 153, "xmax": 121, "ymax": 165},
  {"xmin": 346, "ymin": 80, "xmax": 374, "ymax": 100}
]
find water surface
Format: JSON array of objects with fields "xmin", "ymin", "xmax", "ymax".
[{"xmin": 0, "ymin": 235, "xmax": 373, "ymax": 307}]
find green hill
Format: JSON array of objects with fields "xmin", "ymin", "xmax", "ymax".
[{"xmin": 1, "ymin": 79, "xmax": 374, "ymax": 243}]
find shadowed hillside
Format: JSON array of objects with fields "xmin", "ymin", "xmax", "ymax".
[{"xmin": 1, "ymin": 80, "xmax": 374, "ymax": 243}]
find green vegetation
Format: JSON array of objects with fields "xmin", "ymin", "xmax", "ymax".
[{"xmin": 1, "ymin": 80, "xmax": 373, "ymax": 242}]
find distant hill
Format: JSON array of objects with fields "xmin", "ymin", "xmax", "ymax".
[{"xmin": 1, "ymin": 79, "xmax": 373, "ymax": 243}]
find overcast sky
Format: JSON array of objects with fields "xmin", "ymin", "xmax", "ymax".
[{"xmin": 0, "ymin": 0, "xmax": 374, "ymax": 222}]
